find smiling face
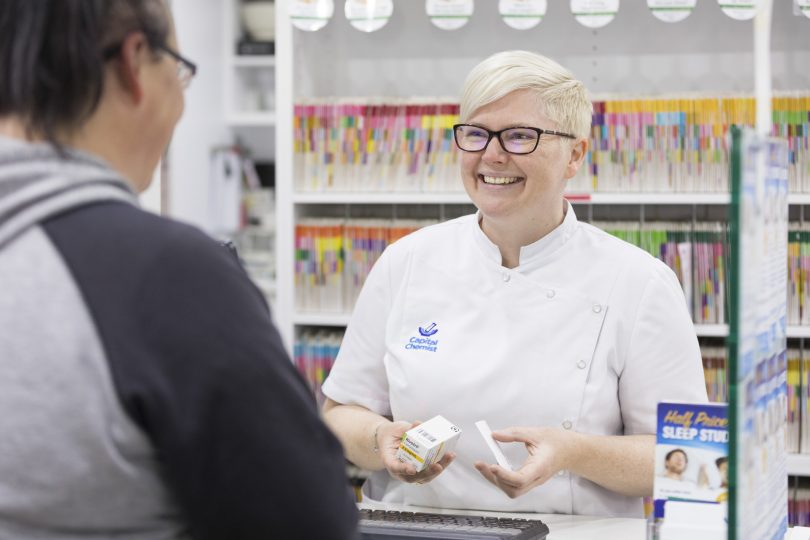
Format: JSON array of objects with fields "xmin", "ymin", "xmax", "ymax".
[{"xmin": 460, "ymin": 89, "xmax": 585, "ymax": 243}]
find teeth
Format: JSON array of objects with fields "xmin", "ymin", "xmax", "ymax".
[{"xmin": 482, "ymin": 175, "xmax": 521, "ymax": 185}]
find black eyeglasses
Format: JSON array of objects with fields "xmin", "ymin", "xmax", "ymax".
[
  {"xmin": 103, "ymin": 40, "xmax": 197, "ymax": 89},
  {"xmin": 453, "ymin": 124, "xmax": 576, "ymax": 155}
]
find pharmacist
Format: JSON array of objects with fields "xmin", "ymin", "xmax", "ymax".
[{"xmin": 321, "ymin": 50, "xmax": 708, "ymax": 518}]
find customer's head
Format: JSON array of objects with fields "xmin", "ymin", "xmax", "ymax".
[
  {"xmin": 0, "ymin": 0, "xmax": 187, "ymax": 190},
  {"xmin": 459, "ymin": 50, "xmax": 592, "ymax": 140}
]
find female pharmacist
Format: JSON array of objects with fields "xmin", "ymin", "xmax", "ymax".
[{"xmin": 322, "ymin": 50, "xmax": 708, "ymax": 517}]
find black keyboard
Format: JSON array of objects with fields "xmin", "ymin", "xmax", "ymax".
[{"xmin": 358, "ymin": 509, "xmax": 549, "ymax": 540}]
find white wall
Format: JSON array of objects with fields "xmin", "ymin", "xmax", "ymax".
[
  {"xmin": 168, "ymin": 1, "xmax": 809, "ymax": 230},
  {"xmin": 293, "ymin": 1, "xmax": 810, "ymax": 98},
  {"xmin": 138, "ymin": 164, "xmax": 162, "ymax": 214},
  {"xmin": 168, "ymin": 0, "xmax": 230, "ymax": 230}
]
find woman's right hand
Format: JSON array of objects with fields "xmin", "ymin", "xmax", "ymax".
[{"xmin": 377, "ymin": 420, "xmax": 456, "ymax": 485}]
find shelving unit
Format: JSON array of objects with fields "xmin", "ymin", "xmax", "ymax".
[
  {"xmin": 269, "ymin": 1, "xmax": 810, "ymax": 479},
  {"xmin": 225, "ymin": 112, "xmax": 277, "ymax": 128},
  {"xmin": 278, "ymin": 320, "xmax": 810, "ymax": 341},
  {"xmin": 223, "ymin": 4, "xmax": 276, "ymax": 130},
  {"xmin": 232, "ymin": 55, "xmax": 276, "ymax": 68},
  {"xmin": 788, "ymin": 453, "xmax": 810, "ymax": 477},
  {"xmin": 290, "ymin": 193, "xmax": 810, "ymax": 206},
  {"xmin": 292, "ymin": 312, "xmax": 352, "ymax": 328},
  {"xmin": 275, "ymin": 0, "xmax": 808, "ymax": 346},
  {"xmin": 218, "ymin": 0, "xmax": 278, "ymax": 307}
]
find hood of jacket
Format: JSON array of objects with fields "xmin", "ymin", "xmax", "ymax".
[{"xmin": 0, "ymin": 136, "xmax": 138, "ymax": 250}]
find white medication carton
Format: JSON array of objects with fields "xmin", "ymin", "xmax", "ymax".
[
  {"xmin": 475, "ymin": 420, "xmax": 513, "ymax": 471},
  {"xmin": 395, "ymin": 415, "xmax": 461, "ymax": 473}
]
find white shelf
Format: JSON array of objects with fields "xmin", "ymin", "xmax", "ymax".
[
  {"xmin": 291, "ymin": 192, "xmax": 810, "ymax": 206},
  {"xmin": 578, "ymin": 193, "xmax": 810, "ymax": 205},
  {"xmin": 294, "ymin": 192, "xmax": 729, "ymax": 205},
  {"xmin": 788, "ymin": 326, "xmax": 810, "ymax": 339},
  {"xmin": 787, "ymin": 453, "xmax": 810, "ymax": 476},
  {"xmin": 241, "ymin": 224, "xmax": 276, "ymax": 235},
  {"xmin": 790, "ymin": 194, "xmax": 810, "ymax": 205},
  {"xmin": 695, "ymin": 324, "xmax": 729, "ymax": 338},
  {"xmin": 293, "ymin": 192, "xmax": 472, "ymax": 204},
  {"xmin": 231, "ymin": 55, "xmax": 276, "ymax": 68},
  {"xmin": 293, "ymin": 312, "xmax": 352, "ymax": 327},
  {"xmin": 286, "ymin": 319, "xmax": 810, "ymax": 339},
  {"xmin": 251, "ymin": 277, "xmax": 276, "ymax": 295},
  {"xmin": 226, "ymin": 112, "xmax": 276, "ymax": 127},
  {"xmin": 571, "ymin": 193, "xmax": 731, "ymax": 204},
  {"xmin": 694, "ymin": 325, "xmax": 810, "ymax": 338}
]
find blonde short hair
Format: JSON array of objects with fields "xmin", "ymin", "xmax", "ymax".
[{"xmin": 459, "ymin": 51, "xmax": 593, "ymax": 139}]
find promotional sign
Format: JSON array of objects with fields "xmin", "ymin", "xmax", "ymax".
[
  {"xmin": 290, "ymin": 0, "xmax": 335, "ymax": 32},
  {"xmin": 570, "ymin": 0, "xmax": 619, "ymax": 29},
  {"xmin": 647, "ymin": 0, "xmax": 696, "ymax": 23},
  {"xmin": 426, "ymin": 0, "xmax": 474, "ymax": 30},
  {"xmin": 654, "ymin": 402, "xmax": 729, "ymax": 508},
  {"xmin": 729, "ymin": 128, "xmax": 789, "ymax": 540},
  {"xmin": 499, "ymin": 0, "xmax": 547, "ymax": 30},
  {"xmin": 653, "ymin": 402, "xmax": 728, "ymax": 538},
  {"xmin": 798, "ymin": 0, "xmax": 810, "ymax": 20},
  {"xmin": 345, "ymin": 0, "xmax": 393, "ymax": 33},
  {"xmin": 717, "ymin": 0, "xmax": 759, "ymax": 20}
]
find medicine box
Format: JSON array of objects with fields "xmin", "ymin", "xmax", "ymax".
[{"xmin": 395, "ymin": 415, "xmax": 461, "ymax": 473}]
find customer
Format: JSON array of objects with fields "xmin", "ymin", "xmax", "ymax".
[
  {"xmin": 321, "ymin": 50, "xmax": 707, "ymax": 517},
  {"xmin": 0, "ymin": 1, "xmax": 357, "ymax": 538}
]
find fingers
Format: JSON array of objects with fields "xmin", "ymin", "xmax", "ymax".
[
  {"xmin": 491, "ymin": 468, "xmax": 535, "ymax": 490},
  {"xmin": 491, "ymin": 427, "xmax": 533, "ymax": 444},
  {"xmin": 383, "ymin": 454, "xmax": 418, "ymax": 476},
  {"xmin": 389, "ymin": 452, "xmax": 456, "ymax": 484},
  {"xmin": 474, "ymin": 460, "xmax": 549, "ymax": 499},
  {"xmin": 475, "ymin": 462, "xmax": 525, "ymax": 498},
  {"xmin": 379, "ymin": 422, "xmax": 418, "ymax": 476},
  {"xmin": 385, "ymin": 420, "xmax": 414, "ymax": 439},
  {"xmin": 378, "ymin": 419, "xmax": 452, "ymax": 485},
  {"xmin": 478, "ymin": 462, "xmax": 528, "ymax": 487},
  {"xmin": 379, "ymin": 421, "xmax": 414, "ymax": 455},
  {"xmin": 435, "ymin": 451, "xmax": 455, "ymax": 469},
  {"xmin": 474, "ymin": 461, "xmax": 498, "ymax": 483}
]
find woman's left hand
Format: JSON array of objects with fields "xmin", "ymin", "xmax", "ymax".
[{"xmin": 474, "ymin": 426, "xmax": 579, "ymax": 499}]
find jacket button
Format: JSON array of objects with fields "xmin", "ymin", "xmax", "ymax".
[
  {"xmin": 546, "ymin": 289, "xmax": 555, "ymax": 298},
  {"xmin": 502, "ymin": 273, "xmax": 510, "ymax": 282},
  {"xmin": 562, "ymin": 420, "xmax": 573, "ymax": 430},
  {"xmin": 592, "ymin": 304, "xmax": 602, "ymax": 313},
  {"xmin": 576, "ymin": 360, "xmax": 587, "ymax": 369}
]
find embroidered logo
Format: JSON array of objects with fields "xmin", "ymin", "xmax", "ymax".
[
  {"xmin": 418, "ymin": 322, "xmax": 438, "ymax": 337},
  {"xmin": 406, "ymin": 323, "xmax": 439, "ymax": 352}
]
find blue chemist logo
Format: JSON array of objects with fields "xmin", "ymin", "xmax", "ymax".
[
  {"xmin": 418, "ymin": 322, "xmax": 438, "ymax": 337},
  {"xmin": 406, "ymin": 322, "xmax": 440, "ymax": 353}
]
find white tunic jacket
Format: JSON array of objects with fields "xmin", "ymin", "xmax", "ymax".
[{"xmin": 323, "ymin": 204, "xmax": 709, "ymax": 517}]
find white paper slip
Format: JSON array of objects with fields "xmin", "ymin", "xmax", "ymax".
[{"xmin": 475, "ymin": 420, "xmax": 513, "ymax": 471}]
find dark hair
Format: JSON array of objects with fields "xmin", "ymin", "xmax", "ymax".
[
  {"xmin": 715, "ymin": 456, "xmax": 727, "ymax": 467},
  {"xmin": 665, "ymin": 449, "xmax": 688, "ymax": 463},
  {"xmin": 0, "ymin": 0, "xmax": 170, "ymax": 144}
]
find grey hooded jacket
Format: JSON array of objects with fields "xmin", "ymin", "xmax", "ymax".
[{"xmin": 0, "ymin": 137, "xmax": 358, "ymax": 539}]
